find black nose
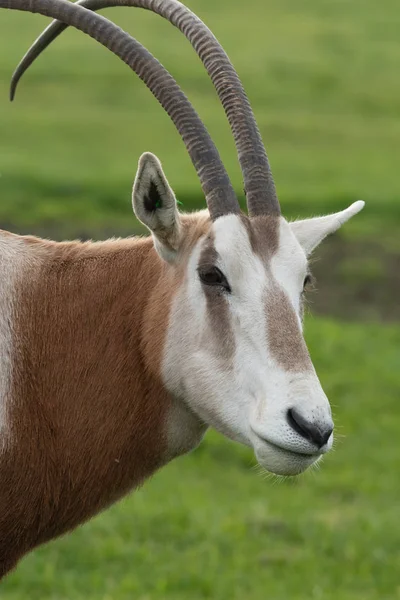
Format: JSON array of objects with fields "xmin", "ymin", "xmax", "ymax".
[{"xmin": 287, "ymin": 408, "xmax": 333, "ymax": 448}]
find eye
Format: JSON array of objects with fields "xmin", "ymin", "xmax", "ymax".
[
  {"xmin": 303, "ymin": 274, "xmax": 314, "ymax": 291},
  {"xmin": 198, "ymin": 266, "xmax": 231, "ymax": 292}
]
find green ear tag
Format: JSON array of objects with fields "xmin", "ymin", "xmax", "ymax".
[{"xmin": 177, "ymin": 200, "xmax": 184, "ymax": 207}]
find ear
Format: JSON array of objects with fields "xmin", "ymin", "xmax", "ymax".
[
  {"xmin": 133, "ymin": 152, "xmax": 182, "ymax": 263},
  {"xmin": 290, "ymin": 200, "xmax": 365, "ymax": 256}
]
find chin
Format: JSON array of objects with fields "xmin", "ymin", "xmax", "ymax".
[{"xmin": 254, "ymin": 440, "xmax": 321, "ymax": 476}]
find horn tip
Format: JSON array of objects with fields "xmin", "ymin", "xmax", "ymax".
[{"xmin": 9, "ymin": 81, "xmax": 17, "ymax": 102}]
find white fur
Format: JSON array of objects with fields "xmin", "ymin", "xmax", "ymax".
[
  {"xmin": 0, "ymin": 234, "xmax": 31, "ymax": 444},
  {"xmin": 162, "ymin": 215, "xmax": 334, "ymax": 475}
]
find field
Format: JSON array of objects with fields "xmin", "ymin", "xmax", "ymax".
[{"xmin": 0, "ymin": 0, "xmax": 399, "ymax": 598}]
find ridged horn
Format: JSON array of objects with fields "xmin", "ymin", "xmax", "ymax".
[
  {"xmin": 3, "ymin": 0, "xmax": 240, "ymax": 220},
  {"xmin": 10, "ymin": 0, "xmax": 281, "ymax": 217}
]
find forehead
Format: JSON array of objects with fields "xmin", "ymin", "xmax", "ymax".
[
  {"xmin": 202, "ymin": 214, "xmax": 307, "ymax": 274},
  {"xmin": 194, "ymin": 213, "xmax": 312, "ymax": 373}
]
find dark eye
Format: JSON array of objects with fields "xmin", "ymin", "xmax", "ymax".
[
  {"xmin": 303, "ymin": 274, "xmax": 314, "ymax": 291},
  {"xmin": 198, "ymin": 266, "xmax": 231, "ymax": 292}
]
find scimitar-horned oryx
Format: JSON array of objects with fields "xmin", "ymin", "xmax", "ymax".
[{"xmin": 0, "ymin": 0, "xmax": 364, "ymax": 578}]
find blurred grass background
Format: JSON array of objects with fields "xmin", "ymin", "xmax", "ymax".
[{"xmin": 0, "ymin": 0, "xmax": 399, "ymax": 598}]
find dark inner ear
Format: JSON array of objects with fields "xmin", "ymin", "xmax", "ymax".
[{"xmin": 144, "ymin": 181, "xmax": 162, "ymax": 212}]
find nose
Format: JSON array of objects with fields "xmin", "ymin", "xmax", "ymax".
[{"xmin": 287, "ymin": 408, "xmax": 333, "ymax": 449}]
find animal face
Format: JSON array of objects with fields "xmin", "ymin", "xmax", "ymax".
[{"xmin": 134, "ymin": 153, "xmax": 364, "ymax": 476}]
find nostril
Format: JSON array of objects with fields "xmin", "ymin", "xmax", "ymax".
[
  {"xmin": 287, "ymin": 408, "xmax": 333, "ymax": 449},
  {"xmin": 287, "ymin": 408, "xmax": 310, "ymax": 440}
]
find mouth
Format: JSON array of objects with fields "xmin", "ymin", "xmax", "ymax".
[
  {"xmin": 250, "ymin": 430, "xmax": 323, "ymax": 476},
  {"xmin": 259, "ymin": 436, "xmax": 321, "ymax": 457},
  {"xmin": 251, "ymin": 428, "xmax": 322, "ymax": 457}
]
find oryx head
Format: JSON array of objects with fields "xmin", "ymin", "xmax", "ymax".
[
  {"xmin": 133, "ymin": 152, "xmax": 363, "ymax": 476},
  {"xmin": 7, "ymin": 0, "xmax": 364, "ymax": 475}
]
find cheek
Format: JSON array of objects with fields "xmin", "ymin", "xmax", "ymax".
[{"xmin": 161, "ymin": 277, "xmax": 209, "ymax": 392}]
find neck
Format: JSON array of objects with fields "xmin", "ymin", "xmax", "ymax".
[{"xmin": 0, "ymin": 232, "xmax": 204, "ymax": 576}]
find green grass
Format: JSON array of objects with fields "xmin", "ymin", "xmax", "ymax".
[
  {"xmin": 0, "ymin": 0, "xmax": 400, "ymax": 236},
  {"xmin": 2, "ymin": 317, "xmax": 399, "ymax": 600}
]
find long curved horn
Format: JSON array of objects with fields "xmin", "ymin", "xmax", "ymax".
[
  {"xmin": 2, "ymin": 0, "xmax": 240, "ymax": 220},
  {"xmin": 10, "ymin": 0, "xmax": 281, "ymax": 217}
]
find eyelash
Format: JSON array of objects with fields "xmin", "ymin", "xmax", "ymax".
[{"xmin": 303, "ymin": 273, "xmax": 315, "ymax": 292}]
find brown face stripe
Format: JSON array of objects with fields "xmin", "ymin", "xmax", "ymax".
[
  {"xmin": 240, "ymin": 214, "xmax": 280, "ymax": 260},
  {"xmin": 198, "ymin": 232, "xmax": 236, "ymax": 364},
  {"xmin": 266, "ymin": 284, "xmax": 313, "ymax": 373}
]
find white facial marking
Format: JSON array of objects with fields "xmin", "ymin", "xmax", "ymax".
[
  {"xmin": 270, "ymin": 218, "xmax": 308, "ymax": 317},
  {"xmin": 247, "ymin": 219, "xmax": 333, "ymax": 473}
]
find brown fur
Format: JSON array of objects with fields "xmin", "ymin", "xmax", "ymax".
[{"xmin": 0, "ymin": 216, "xmax": 210, "ymax": 579}]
